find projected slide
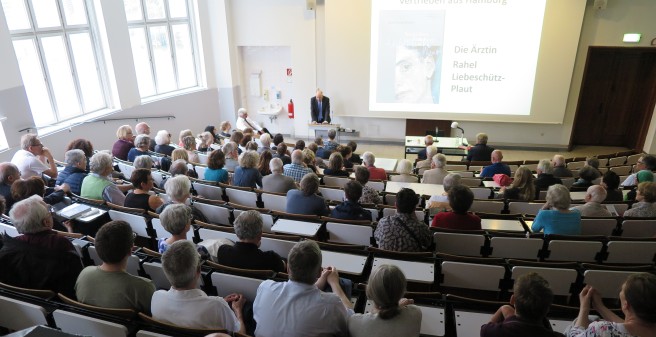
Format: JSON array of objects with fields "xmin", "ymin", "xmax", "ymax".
[{"xmin": 370, "ymin": 0, "xmax": 547, "ymax": 115}]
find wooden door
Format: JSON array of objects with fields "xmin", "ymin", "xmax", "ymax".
[{"xmin": 570, "ymin": 47, "xmax": 656, "ymax": 150}]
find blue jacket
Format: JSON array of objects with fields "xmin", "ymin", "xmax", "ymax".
[
  {"xmin": 56, "ymin": 166, "xmax": 88, "ymax": 196},
  {"xmin": 330, "ymin": 200, "xmax": 372, "ymax": 221}
]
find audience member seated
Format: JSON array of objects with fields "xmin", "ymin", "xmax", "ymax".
[
  {"xmin": 601, "ymin": 171, "xmax": 623, "ymax": 202},
  {"xmin": 551, "ymin": 154, "xmax": 573, "ymax": 178},
  {"xmin": 154, "ymin": 130, "xmax": 175, "ymax": 156},
  {"xmin": 156, "ymin": 175, "xmax": 208, "ymax": 223},
  {"xmin": 315, "ymin": 137, "xmax": 329, "ymax": 159},
  {"xmin": 348, "ymin": 141, "xmax": 363, "ymax": 165},
  {"xmin": 498, "ymin": 166, "xmax": 535, "ymax": 201},
  {"xmin": 81, "ymin": 152, "xmax": 129, "ymax": 204},
  {"xmin": 222, "ymin": 142, "xmax": 240, "ymax": 172},
  {"xmin": 217, "ymin": 211, "xmax": 286, "ymax": 272},
  {"xmin": 156, "ymin": 203, "xmax": 207, "ymax": 257},
  {"xmin": 426, "ymin": 173, "xmax": 461, "ymax": 210},
  {"xmin": 323, "ymin": 152, "xmax": 350, "ymax": 177},
  {"xmin": 534, "ymin": 159, "xmax": 562, "ymax": 194},
  {"xmin": 374, "ymin": 188, "xmax": 431, "ymax": 252},
  {"xmin": 623, "ymin": 182, "xmax": 656, "ymax": 218},
  {"xmin": 0, "ymin": 162, "xmax": 20, "ymax": 212},
  {"xmin": 622, "ymin": 154, "xmax": 656, "ymax": 187},
  {"xmin": 182, "ymin": 135, "xmax": 200, "ymax": 164},
  {"xmin": 302, "ymin": 148, "xmax": 318, "ymax": 173},
  {"xmin": 240, "ymin": 135, "xmax": 253, "ymax": 153},
  {"xmin": 134, "ymin": 155, "xmax": 155, "ymax": 170},
  {"xmin": 572, "ymin": 166, "xmax": 598, "ymax": 189},
  {"xmin": 274, "ymin": 143, "xmax": 291, "ymax": 165},
  {"xmin": 625, "ymin": 170, "xmax": 654, "ymax": 202},
  {"xmin": 233, "ymin": 151, "xmax": 262, "ymax": 189},
  {"xmin": 349, "ymin": 265, "xmax": 421, "ymax": 337},
  {"xmin": 0, "ymin": 196, "xmax": 82, "ymax": 297},
  {"xmin": 124, "ymin": 169, "xmax": 164, "ymax": 212},
  {"xmin": 65, "ymin": 138, "xmax": 94, "ymax": 171},
  {"xmin": 204, "ymin": 150, "xmax": 229, "ymax": 184},
  {"xmin": 531, "ymin": 184, "xmax": 581, "ymax": 235},
  {"xmin": 431, "ymin": 185, "xmax": 481, "ymax": 230},
  {"xmin": 283, "ymin": 150, "xmax": 313, "ymax": 183},
  {"xmin": 253, "ymin": 240, "xmax": 353, "ymax": 337},
  {"xmin": 363, "ymin": 152, "xmax": 388, "ymax": 181},
  {"xmin": 338, "ymin": 145, "xmax": 353, "ymax": 169},
  {"xmin": 152, "ymin": 240, "xmax": 245, "ymax": 332},
  {"xmin": 171, "ymin": 149, "xmax": 198, "ymax": 179},
  {"xmin": 467, "ymin": 133, "xmax": 494, "ymax": 162},
  {"xmin": 11, "ymin": 177, "xmax": 67, "ymax": 210},
  {"xmin": 286, "ymin": 173, "xmax": 329, "ymax": 216},
  {"xmin": 230, "ymin": 132, "xmax": 244, "ymax": 154},
  {"xmin": 258, "ymin": 150, "xmax": 273, "ymax": 177},
  {"xmin": 271, "ymin": 133, "xmax": 283, "ymax": 150},
  {"xmin": 480, "ymin": 150, "xmax": 511, "ymax": 178},
  {"xmin": 258, "ymin": 134, "xmax": 272, "ymax": 155},
  {"xmin": 307, "ymin": 142, "xmax": 325, "ymax": 168},
  {"xmin": 565, "ymin": 273, "xmax": 656, "ymax": 337},
  {"xmin": 330, "ymin": 181, "xmax": 373, "ymax": 221},
  {"xmin": 197, "ymin": 131, "xmax": 215, "ymax": 152},
  {"xmin": 56, "ymin": 150, "xmax": 89, "ymax": 196},
  {"xmin": 422, "ymin": 153, "xmax": 450, "ymax": 185},
  {"xmin": 415, "ymin": 146, "xmax": 437, "ymax": 175},
  {"xmin": 294, "ymin": 139, "xmax": 305, "ymax": 151},
  {"xmin": 134, "ymin": 122, "xmax": 156, "ymax": 151},
  {"xmin": 127, "ymin": 134, "xmax": 151, "ymax": 162},
  {"xmin": 261, "ymin": 158, "xmax": 297, "ymax": 194},
  {"xmin": 177, "ymin": 129, "xmax": 192, "ymax": 148},
  {"xmin": 11, "ymin": 133, "xmax": 58, "ymax": 180},
  {"xmin": 570, "ymin": 185, "xmax": 612, "ymax": 217},
  {"xmin": 219, "ymin": 121, "xmax": 232, "ymax": 138},
  {"xmin": 112, "ymin": 125, "xmax": 135, "ymax": 161},
  {"xmin": 75, "ymin": 220, "xmax": 156, "ymax": 313},
  {"xmin": 391, "ymin": 159, "xmax": 419, "ymax": 183},
  {"xmin": 585, "ymin": 157, "xmax": 602, "ymax": 178},
  {"xmin": 355, "ymin": 165, "xmax": 382, "ymax": 205},
  {"xmin": 417, "ymin": 135, "xmax": 434, "ymax": 161},
  {"xmin": 325, "ymin": 129, "xmax": 340, "ymax": 152},
  {"xmin": 481, "ymin": 272, "xmax": 563, "ymax": 337}
]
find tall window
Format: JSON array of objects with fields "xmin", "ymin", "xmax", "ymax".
[
  {"xmin": 124, "ymin": 0, "xmax": 199, "ymax": 98},
  {"xmin": 1, "ymin": 0, "xmax": 108, "ymax": 127}
]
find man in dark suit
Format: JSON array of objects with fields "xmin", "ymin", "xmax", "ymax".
[
  {"xmin": 417, "ymin": 135, "xmax": 434, "ymax": 160},
  {"xmin": 310, "ymin": 89, "xmax": 331, "ymax": 124},
  {"xmin": 466, "ymin": 132, "xmax": 495, "ymax": 162}
]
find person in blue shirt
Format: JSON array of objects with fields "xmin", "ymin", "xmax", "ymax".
[
  {"xmin": 531, "ymin": 184, "xmax": 581, "ymax": 235},
  {"xmin": 480, "ymin": 150, "xmax": 512, "ymax": 178}
]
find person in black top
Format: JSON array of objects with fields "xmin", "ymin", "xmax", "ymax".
[
  {"xmin": 124, "ymin": 169, "xmax": 164, "ymax": 212},
  {"xmin": 347, "ymin": 141, "xmax": 363, "ymax": 165},
  {"xmin": 466, "ymin": 133, "xmax": 495, "ymax": 162},
  {"xmin": 0, "ymin": 162, "xmax": 21, "ymax": 213},
  {"xmin": 601, "ymin": 171, "xmax": 623, "ymax": 202},
  {"xmin": 217, "ymin": 210, "xmax": 285, "ymax": 272},
  {"xmin": 534, "ymin": 159, "xmax": 562, "ymax": 198},
  {"xmin": 330, "ymin": 181, "xmax": 372, "ymax": 221}
]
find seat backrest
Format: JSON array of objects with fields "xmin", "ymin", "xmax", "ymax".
[
  {"xmin": 366, "ymin": 180, "xmax": 385, "ymax": 192},
  {"xmin": 566, "ymin": 161, "xmax": 585, "ymax": 169},
  {"xmin": 192, "ymin": 182, "xmax": 224, "ymax": 201},
  {"xmin": 261, "ymin": 193, "xmax": 288, "ymax": 212},
  {"xmin": 326, "ymin": 222, "xmax": 373, "ymax": 246},
  {"xmin": 488, "ymin": 237, "xmax": 543, "ymax": 260},
  {"xmin": 318, "ymin": 187, "xmax": 346, "ymax": 202},
  {"xmin": 546, "ymin": 240, "xmax": 603, "ymax": 263},
  {"xmin": 211, "ymin": 272, "xmax": 264, "ymax": 302},
  {"xmin": 323, "ymin": 176, "xmax": 351, "ymax": 188},
  {"xmin": 580, "ymin": 218, "xmax": 618, "ymax": 236},
  {"xmin": 609, "ymin": 165, "xmax": 632, "ymax": 175},
  {"xmin": 259, "ymin": 236, "xmax": 298, "ymax": 258},
  {"xmin": 53, "ymin": 309, "xmax": 129, "ymax": 337},
  {"xmin": 0, "ymin": 295, "xmax": 48, "ymax": 331},
  {"xmin": 471, "ymin": 188, "xmax": 492, "ymax": 199},
  {"xmin": 511, "ymin": 266, "xmax": 577, "ymax": 296},
  {"xmin": 508, "ymin": 202, "xmax": 543, "ymax": 216},
  {"xmin": 561, "ymin": 177, "xmax": 575, "ymax": 188},
  {"xmin": 151, "ymin": 218, "xmax": 192, "ymax": 240},
  {"xmin": 583, "ymin": 269, "xmax": 638, "ymax": 300},
  {"xmin": 470, "ymin": 200, "xmax": 505, "ymax": 214},
  {"xmin": 448, "ymin": 164, "xmax": 467, "ymax": 171},
  {"xmin": 192, "ymin": 202, "xmax": 232, "ymax": 226},
  {"xmin": 621, "ymin": 219, "xmax": 656, "ymax": 237},
  {"xmin": 434, "ymin": 232, "xmax": 485, "ymax": 257},
  {"xmin": 225, "ymin": 188, "xmax": 259, "ymax": 208},
  {"xmin": 608, "ymin": 156, "xmax": 627, "ymax": 167},
  {"xmin": 626, "ymin": 154, "xmax": 642, "ymax": 165},
  {"xmin": 108, "ymin": 210, "xmax": 150, "ymax": 238},
  {"xmin": 198, "ymin": 228, "xmax": 238, "ymax": 243},
  {"xmin": 460, "ymin": 178, "xmax": 482, "ymax": 187},
  {"xmin": 118, "ymin": 162, "xmax": 135, "ymax": 179},
  {"xmin": 605, "ymin": 241, "xmax": 656, "ymax": 264},
  {"xmin": 142, "ymin": 262, "xmax": 171, "ymax": 290},
  {"xmin": 0, "ymin": 223, "xmax": 19, "ymax": 237},
  {"xmin": 373, "ymin": 257, "xmax": 435, "ymax": 284},
  {"xmin": 441, "ymin": 261, "xmax": 505, "ymax": 291}
]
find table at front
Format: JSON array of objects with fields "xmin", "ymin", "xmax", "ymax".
[
  {"xmin": 271, "ymin": 219, "xmax": 322, "ymax": 238},
  {"xmin": 404, "ymin": 136, "xmax": 468, "ymax": 158},
  {"xmin": 307, "ymin": 123, "xmax": 340, "ymax": 141},
  {"xmin": 385, "ymin": 181, "xmax": 444, "ymax": 196},
  {"xmin": 480, "ymin": 219, "xmax": 527, "ymax": 232}
]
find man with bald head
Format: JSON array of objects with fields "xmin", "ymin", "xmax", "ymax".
[
  {"xmin": 570, "ymin": 185, "xmax": 612, "ymax": 217},
  {"xmin": 310, "ymin": 89, "xmax": 331, "ymax": 124},
  {"xmin": 0, "ymin": 162, "xmax": 21, "ymax": 212},
  {"xmin": 480, "ymin": 150, "xmax": 511, "ymax": 178},
  {"xmin": 283, "ymin": 150, "xmax": 313, "ymax": 182},
  {"xmin": 551, "ymin": 155, "xmax": 573, "ymax": 178}
]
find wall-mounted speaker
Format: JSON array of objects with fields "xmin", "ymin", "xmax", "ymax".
[{"xmin": 306, "ymin": 0, "xmax": 316, "ymax": 11}]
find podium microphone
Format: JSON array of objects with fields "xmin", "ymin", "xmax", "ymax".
[{"xmin": 451, "ymin": 122, "xmax": 466, "ymax": 146}]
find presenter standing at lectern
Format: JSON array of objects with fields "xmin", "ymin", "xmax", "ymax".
[{"xmin": 310, "ymin": 89, "xmax": 331, "ymax": 124}]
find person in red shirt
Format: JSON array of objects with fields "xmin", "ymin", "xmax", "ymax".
[
  {"xmin": 362, "ymin": 151, "xmax": 387, "ymax": 181},
  {"xmin": 431, "ymin": 185, "xmax": 481, "ymax": 230}
]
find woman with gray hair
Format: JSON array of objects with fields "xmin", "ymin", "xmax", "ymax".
[
  {"xmin": 156, "ymin": 175, "xmax": 208, "ymax": 223},
  {"xmin": 285, "ymin": 173, "xmax": 329, "ymax": 216},
  {"xmin": 233, "ymin": 151, "xmax": 262, "ymax": 188},
  {"xmin": 80, "ymin": 152, "xmax": 130, "ymax": 204},
  {"xmin": 348, "ymin": 265, "xmax": 421, "ymax": 337},
  {"xmin": 157, "ymin": 203, "xmax": 193, "ymax": 253},
  {"xmin": 133, "ymin": 155, "xmax": 154, "ymax": 170},
  {"xmin": 128, "ymin": 134, "xmax": 151, "ymax": 162},
  {"xmin": 391, "ymin": 159, "xmax": 418, "ymax": 182},
  {"xmin": 56, "ymin": 149, "xmax": 88, "ymax": 196},
  {"xmin": 531, "ymin": 184, "xmax": 581, "ymax": 235},
  {"xmin": 154, "ymin": 130, "xmax": 175, "ymax": 156},
  {"xmin": 426, "ymin": 173, "xmax": 461, "ymax": 209}
]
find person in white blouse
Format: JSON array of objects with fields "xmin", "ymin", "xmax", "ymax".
[{"xmin": 236, "ymin": 108, "xmax": 271, "ymax": 136}]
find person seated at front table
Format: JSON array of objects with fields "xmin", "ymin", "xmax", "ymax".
[
  {"xmin": 330, "ymin": 181, "xmax": 373, "ymax": 221},
  {"xmin": 286, "ymin": 173, "xmax": 330, "ymax": 216},
  {"xmin": 480, "ymin": 150, "xmax": 511, "ymax": 178},
  {"xmin": 362, "ymin": 152, "xmax": 387, "ymax": 181},
  {"xmin": 531, "ymin": 184, "xmax": 581, "ymax": 235},
  {"xmin": 431, "ymin": 185, "xmax": 481, "ymax": 230},
  {"xmin": 466, "ymin": 133, "xmax": 494, "ymax": 162},
  {"xmin": 323, "ymin": 152, "xmax": 350, "ymax": 177}
]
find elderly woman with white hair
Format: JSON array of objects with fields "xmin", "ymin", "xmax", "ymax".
[
  {"xmin": 531, "ymin": 184, "xmax": 581, "ymax": 235},
  {"xmin": 81, "ymin": 152, "xmax": 130, "ymax": 204},
  {"xmin": 233, "ymin": 151, "xmax": 262, "ymax": 188},
  {"xmin": 258, "ymin": 133, "xmax": 272, "ymax": 154},
  {"xmin": 56, "ymin": 149, "xmax": 88, "ymax": 196},
  {"xmin": 133, "ymin": 155, "xmax": 154, "ymax": 170},
  {"xmin": 156, "ymin": 175, "xmax": 208, "ymax": 223},
  {"xmin": 362, "ymin": 152, "xmax": 388, "ymax": 181},
  {"xmin": 128, "ymin": 134, "xmax": 151, "ymax": 162},
  {"xmin": 391, "ymin": 159, "xmax": 418, "ymax": 183},
  {"xmin": 154, "ymin": 130, "xmax": 175, "ymax": 156},
  {"xmin": 534, "ymin": 159, "xmax": 562, "ymax": 192},
  {"xmin": 157, "ymin": 203, "xmax": 204, "ymax": 254},
  {"xmin": 262, "ymin": 158, "xmax": 297, "ymax": 194},
  {"xmin": 426, "ymin": 173, "xmax": 461, "ymax": 209}
]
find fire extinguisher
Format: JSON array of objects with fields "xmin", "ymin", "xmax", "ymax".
[{"xmin": 288, "ymin": 99, "xmax": 294, "ymax": 119}]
